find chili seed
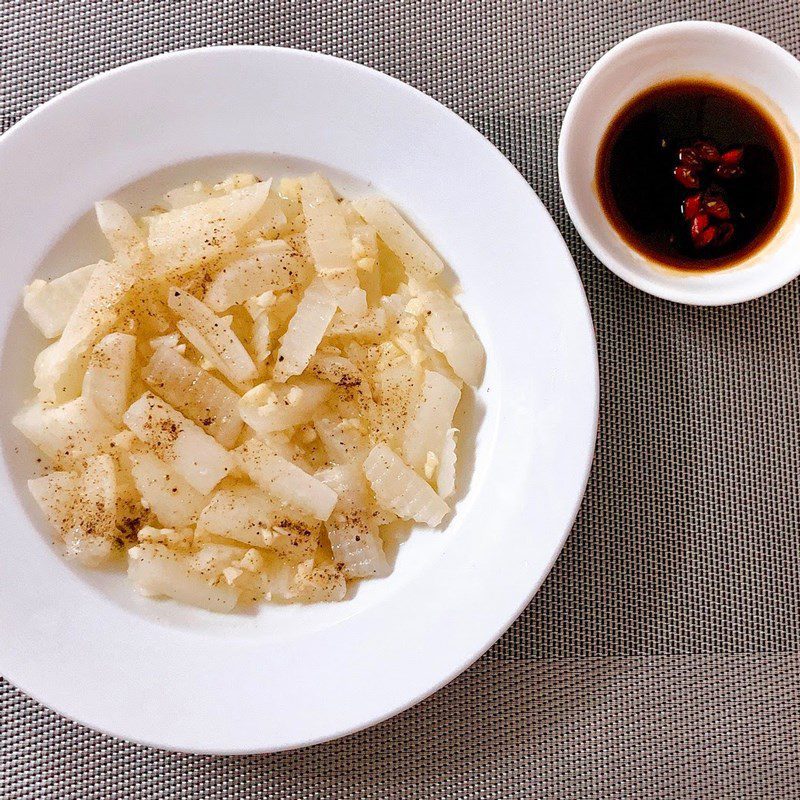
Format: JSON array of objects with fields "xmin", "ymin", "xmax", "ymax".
[
  {"xmin": 678, "ymin": 148, "xmax": 703, "ymax": 168},
  {"xmin": 674, "ymin": 166, "xmax": 700, "ymax": 188},
  {"xmin": 715, "ymin": 164, "xmax": 744, "ymax": 179},
  {"xmin": 695, "ymin": 141, "xmax": 720, "ymax": 163}
]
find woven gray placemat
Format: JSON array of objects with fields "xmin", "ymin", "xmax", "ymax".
[{"xmin": 2, "ymin": 1, "xmax": 800, "ymax": 797}]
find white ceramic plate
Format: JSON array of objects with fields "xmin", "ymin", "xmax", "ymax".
[{"xmin": 0, "ymin": 47, "xmax": 597, "ymax": 753}]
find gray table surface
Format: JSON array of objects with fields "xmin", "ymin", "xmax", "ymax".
[{"xmin": 2, "ymin": 1, "xmax": 800, "ymax": 797}]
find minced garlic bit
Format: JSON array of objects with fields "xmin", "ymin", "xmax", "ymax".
[
  {"xmin": 222, "ymin": 566, "xmax": 243, "ymax": 585},
  {"xmin": 244, "ymin": 290, "xmax": 277, "ymax": 319},
  {"xmin": 424, "ymin": 451, "xmax": 439, "ymax": 480},
  {"xmin": 286, "ymin": 386, "xmax": 304, "ymax": 405}
]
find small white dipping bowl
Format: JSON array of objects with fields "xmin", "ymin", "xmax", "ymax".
[{"xmin": 559, "ymin": 21, "xmax": 800, "ymax": 305}]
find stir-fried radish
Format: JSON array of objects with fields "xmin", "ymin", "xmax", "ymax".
[
  {"xmin": 82, "ymin": 332, "xmax": 137, "ymax": 425},
  {"xmin": 123, "ymin": 392, "xmax": 234, "ymax": 495},
  {"xmin": 24, "ymin": 262, "xmax": 98, "ymax": 339},
  {"xmin": 143, "ymin": 345, "xmax": 243, "ymax": 447},
  {"xmin": 16, "ymin": 170, "xmax": 484, "ymax": 611},
  {"xmin": 352, "ymin": 196, "xmax": 444, "ymax": 282},
  {"xmin": 204, "ymin": 240, "xmax": 310, "ymax": 311},
  {"xmin": 235, "ymin": 438, "xmax": 338, "ymax": 521},
  {"xmin": 239, "ymin": 377, "xmax": 331, "ymax": 436},
  {"xmin": 273, "ymin": 278, "xmax": 337, "ymax": 382},
  {"xmin": 129, "ymin": 450, "xmax": 207, "ymax": 528},
  {"xmin": 299, "ymin": 173, "xmax": 354, "ymax": 275},
  {"xmin": 363, "ymin": 443, "xmax": 449, "ymax": 526},
  {"xmin": 168, "ymin": 288, "xmax": 258, "ymax": 385}
]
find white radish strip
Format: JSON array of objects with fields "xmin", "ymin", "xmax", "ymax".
[
  {"xmin": 299, "ymin": 173, "xmax": 354, "ymax": 275},
  {"xmin": 323, "ymin": 270, "xmax": 367, "ymax": 315},
  {"xmin": 123, "ymin": 392, "xmax": 234, "ymax": 495},
  {"xmin": 143, "ymin": 345, "xmax": 243, "ymax": 448},
  {"xmin": 30, "ymin": 456, "xmax": 118, "ymax": 566},
  {"xmin": 23, "ymin": 262, "xmax": 97, "ymax": 339},
  {"xmin": 403, "ymin": 370, "xmax": 461, "ymax": 472},
  {"xmin": 94, "ymin": 200, "xmax": 146, "ymax": 267},
  {"xmin": 437, "ymin": 427, "xmax": 458, "ymax": 499},
  {"xmin": 33, "ymin": 261, "xmax": 135, "ymax": 402},
  {"xmin": 272, "ymin": 278, "xmax": 337, "ymax": 382},
  {"xmin": 317, "ymin": 464, "xmax": 390, "ymax": 578},
  {"xmin": 327, "ymin": 307, "xmax": 386, "ymax": 338},
  {"xmin": 363, "ymin": 443, "xmax": 449, "ymax": 526},
  {"xmin": 204, "ymin": 240, "xmax": 310, "ymax": 311},
  {"xmin": 168, "ymin": 288, "xmax": 258, "ymax": 384},
  {"xmin": 198, "ymin": 485, "xmax": 319, "ymax": 559},
  {"xmin": 313, "ymin": 417, "xmax": 367, "ymax": 464},
  {"xmin": 250, "ymin": 311, "xmax": 272, "ymax": 364},
  {"xmin": 82, "ymin": 332, "xmax": 137, "ymax": 425},
  {"xmin": 13, "ymin": 397, "xmax": 117, "ymax": 465},
  {"xmin": 420, "ymin": 289, "xmax": 485, "ymax": 386},
  {"xmin": 235, "ymin": 438, "xmax": 337, "ymax": 521},
  {"xmin": 239, "ymin": 378, "xmax": 331, "ymax": 436},
  {"xmin": 163, "ymin": 181, "xmax": 212, "ymax": 210},
  {"xmin": 58, "ymin": 455, "xmax": 118, "ymax": 566},
  {"xmin": 146, "ymin": 181, "xmax": 271, "ymax": 275},
  {"xmin": 352, "ymin": 196, "xmax": 444, "ymax": 282},
  {"xmin": 289, "ymin": 559, "xmax": 347, "ymax": 602},
  {"xmin": 28, "ymin": 471, "xmax": 78, "ymax": 535},
  {"xmin": 129, "ymin": 450, "xmax": 207, "ymax": 529},
  {"xmin": 128, "ymin": 543, "xmax": 240, "ymax": 613}
]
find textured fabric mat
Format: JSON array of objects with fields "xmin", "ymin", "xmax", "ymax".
[{"xmin": 2, "ymin": 0, "xmax": 800, "ymax": 797}]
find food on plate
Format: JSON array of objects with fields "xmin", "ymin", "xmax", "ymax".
[
  {"xmin": 596, "ymin": 78, "xmax": 792, "ymax": 270},
  {"xmin": 14, "ymin": 172, "xmax": 485, "ymax": 611}
]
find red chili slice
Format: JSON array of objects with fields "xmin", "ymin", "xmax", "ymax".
[
  {"xmin": 683, "ymin": 194, "xmax": 702, "ymax": 219},
  {"xmin": 715, "ymin": 222, "xmax": 735, "ymax": 245},
  {"xmin": 693, "ymin": 225, "xmax": 718, "ymax": 247},
  {"xmin": 704, "ymin": 197, "xmax": 731, "ymax": 219},
  {"xmin": 690, "ymin": 213, "xmax": 710, "ymax": 237},
  {"xmin": 720, "ymin": 147, "xmax": 744, "ymax": 165}
]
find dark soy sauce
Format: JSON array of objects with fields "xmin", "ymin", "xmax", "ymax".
[{"xmin": 596, "ymin": 79, "xmax": 793, "ymax": 270}]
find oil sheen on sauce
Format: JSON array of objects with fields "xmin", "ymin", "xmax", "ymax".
[{"xmin": 596, "ymin": 78, "xmax": 793, "ymax": 270}]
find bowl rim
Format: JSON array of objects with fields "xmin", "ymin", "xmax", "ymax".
[
  {"xmin": 559, "ymin": 21, "xmax": 800, "ymax": 306},
  {"xmin": 0, "ymin": 45, "xmax": 599, "ymax": 753}
]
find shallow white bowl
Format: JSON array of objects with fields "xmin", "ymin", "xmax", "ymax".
[
  {"xmin": 560, "ymin": 22, "xmax": 800, "ymax": 305},
  {"xmin": 0, "ymin": 47, "xmax": 597, "ymax": 753}
]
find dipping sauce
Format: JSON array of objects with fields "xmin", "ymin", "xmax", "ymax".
[{"xmin": 596, "ymin": 78, "xmax": 793, "ymax": 270}]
